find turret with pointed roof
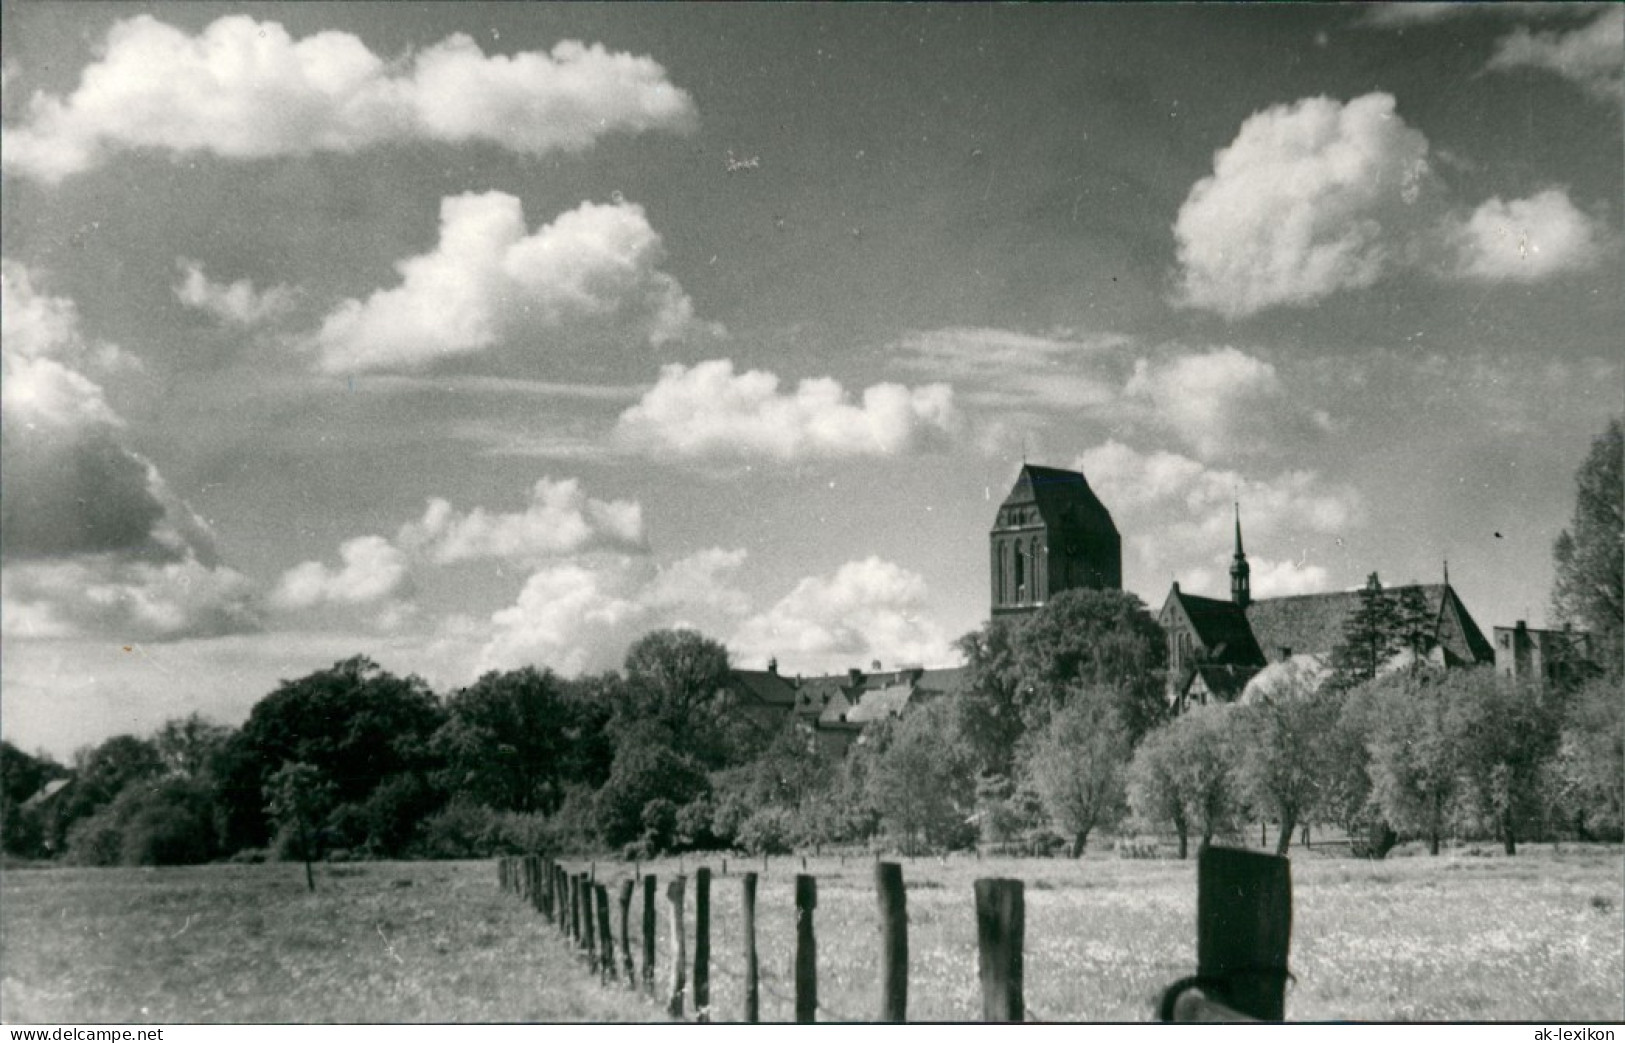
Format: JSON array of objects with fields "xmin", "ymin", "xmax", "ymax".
[
  {"xmin": 1230, "ymin": 503, "xmax": 1251, "ymax": 610},
  {"xmin": 990, "ymin": 463, "xmax": 1121, "ymax": 617}
]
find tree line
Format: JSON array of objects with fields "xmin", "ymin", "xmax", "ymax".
[{"xmin": 2, "ymin": 419, "xmax": 1618, "ymax": 867}]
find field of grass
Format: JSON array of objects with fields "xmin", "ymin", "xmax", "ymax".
[{"xmin": 3, "ymin": 844, "xmax": 1621, "ymax": 1023}]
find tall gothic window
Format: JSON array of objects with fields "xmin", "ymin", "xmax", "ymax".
[{"xmin": 1014, "ymin": 542, "xmax": 1026, "ymax": 601}]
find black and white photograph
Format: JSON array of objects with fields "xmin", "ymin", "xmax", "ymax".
[{"xmin": 2, "ymin": 1, "xmax": 1621, "ymax": 1028}]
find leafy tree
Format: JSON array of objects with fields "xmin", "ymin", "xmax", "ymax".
[
  {"xmin": 1446, "ymin": 668, "xmax": 1565, "ymax": 855},
  {"xmin": 433, "ymin": 667, "xmax": 600, "ymax": 814},
  {"xmin": 951, "ymin": 617, "xmax": 1028, "ymax": 777},
  {"xmin": 1021, "ymin": 686, "xmax": 1130, "ymax": 857},
  {"xmin": 265, "ymin": 762, "xmax": 335, "ymax": 891},
  {"xmin": 1231, "ymin": 660, "xmax": 1341, "ymax": 856},
  {"xmin": 1365, "ymin": 669, "xmax": 1459, "ymax": 854},
  {"xmin": 221, "ymin": 656, "xmax": 444, "ymax": 850},
  {"xmin": 2, "ymin": 742, "xmax": 68, "ymax": 857},
  {"xmin": 1391, "ymin": 585, "xmax": 1436, "ymax": 668},
  {"xmin": 1009, "ymin": 588, "xmax": 1167, "ymax": 742},
  {"xmin": 1553, "ymin": 676, "xmax": 1624, "ymax": 839},
  {"xmin": 863, "ymin": 699, "xmax": 977, "ymax": 854},
  {"xmin": 1321, "ymin": 680, "xmax": 1398, "ymax": 859},
  {"xmin": 618, "ymin": 629, "xmax": 755, "ymax": 769},
  {"xmin": 1329, "ymin": 573, "xmax": 1401, "ymax": 690},
  {"xmin": 709, "ymin": 720, "xmax": 835, "ymax": 848},
  {"xmin": 1127, "ymin": 704, "xmax": 1236, "ymax": 859},
  {"xmin": 1552, "ymin": 418, "xmax": 1623, "ymax": 676},
  {"xmin": 593, "ymin": 721, "xmax": 709, "ymax": 850},
  {"xmin": 154, "ymin": 713, "xmax": 233, "ymax": 780}
]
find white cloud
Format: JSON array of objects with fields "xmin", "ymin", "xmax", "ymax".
[
  {"xmin": 1124, "ymin": 347, "xmax": 1317, "ymax": 460},
  {"xmin": 478, "ymin": 548, "xmax": 750, "ymax": 675},
  {"xmin": 2, "ymin": 15, "xmax": 696, "ymax": 183},
  {"xmin": 271, "ymin": 535, "xmax": 409, "ymax": 610},
  {"xmin": 1443, "ymin": 188, "xmax": 1608, "ymax": 283},
  {"xmin": 2, "ymin": 557, "xmax": 257, "ymax": 641},
  {"xmin": 311, "ymin": 193, "xmax": 713, "ymax": 373},
  {"xmin": 615, "ymin": 359, "xmax": 957, "ymax": 461},
  {"xmin": 396, "ymin": 477, "xmax": 646, "ymax": 566},
  {"xmin": 1357, "ymin": 3, "xmax": 1580, "ymax": 28},
  {"xmin": 174, "ymin": 259, "xmax": 297, "ymax": 326},
  {"xmin": 1172, "ymin": 92, "xmax": 1436, "ymax": 318},
  {"xmin": 730, "ymin": 557, "xmax": 955, "ymax": 674},
  {"xmin": 890, "ymin": 327, "xmax": 1129, "ymax": 410},
  {"xmin": 1, "ymin": 260, "xmax": 255, "ymax": 640},
  {"xmin": 1486, "ymin": 8, "xmax": 1624, "ymax": 102},
  {"xmin": 1076, "ymin": 440, "xmax": 1361, "ymax": 595}
]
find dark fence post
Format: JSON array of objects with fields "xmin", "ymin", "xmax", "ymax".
[
  {"xmin": 742, "ymin": 872, "xmax": 759, "ymax": 1023},
  {"xmin": 794, "ymin": 874, "xmax": 817, "ymax": 1023},
  {"xmin": 1196, "ymin": 846, "xmax": 1292, "ymax": 1021},
  {"xmin": 693, "ymin": 867, "xmax": 711, "ymax": 1021},
  {"xmin": 538, "ymin": 858, "xmax": 552, "ymax": 921},
  {"xmin": 556, "ymin": 866, "xmax": 568, "ymax": 935},
  {"xmin": 583, "ymin": 872, "xmax": 599, "ymax": 972},
  {"xmin": 642, "ymin": 874, "xmax": 658, "ymax": 996},
  {"xmin": 595, "ymin": 883, "xmax": 614, "ymax": 986},
  {"xmin": 666, "ymin": 875, "xmax": 687, "ymax": 1018},
  {"xmin": 570, "ymin": 873, "xmax": 582, "ymax": 945},
  {"xmin": 618, "ymin": 878, "xmax": 636, "ymax": 987},
  {"xmin": 974, "ymin": 878, "xmax": 1024, "ymax": 1022},
  {"xmin": 876, "ymin": 861, "xmax": 908, "ymax": 1022}
]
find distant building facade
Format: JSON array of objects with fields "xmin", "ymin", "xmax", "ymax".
[
  {"xmin": 1493, "ymin": 620, "xmax": 1597, "ymax": 689},
  {"xmin": 723, "ymin": 659, "xmax": 970, "ymax": 754},
  {"xmin": 1158, "ymin": 509, "xmax": 1495, "ymax": 712},
  {"xmin": 990, "ymin": 464, "xmax": 1121, "ymax": 618}
]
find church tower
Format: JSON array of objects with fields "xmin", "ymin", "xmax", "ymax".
[
  {"xmin": 1230, "ymin": 503, "xmax": 1251, "ymax": 609},
  {"xmin": 991, "ymin": 464, "xmax": 1121, "ymax": 618}
]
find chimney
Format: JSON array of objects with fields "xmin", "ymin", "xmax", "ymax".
[
  {"xmin": 848, "ymin": 667, "xmax": 864, "ymax": 687},
  {"xmin": 768, "ymin": 657, "xmax": 778, "ymax": 675}
]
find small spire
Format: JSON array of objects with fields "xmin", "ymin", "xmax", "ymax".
[
  {"xmin": 1230, "ymin": 502, "xmax": 1251, "ymax": 610},
  {"xmin": 1233, "ymin": 502, "xmax": 1245, "ymax": 558},
  {"xmin": 1443, "ymin": 557, "xmax": 1450, "ymax": 586}
]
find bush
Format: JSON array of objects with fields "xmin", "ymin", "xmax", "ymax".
[
  {"xmin": 64, "ymin": 811, "xmax": 124, "ymax": 866},
  {"xmin": 418, "ymin": 800, "xmax": 500, "ymax": 859},
  {"xmin": 63, "ymin": 778, "xmax": 222, "ymax": 866},
  {"xmin": 734, "ymin": 808, "xmax": 794, "ymax": 855}
]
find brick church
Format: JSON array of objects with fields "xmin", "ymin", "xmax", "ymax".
[{"xmin": 984, "ymin": 462, "xmax": 1496, "ymax": 711}]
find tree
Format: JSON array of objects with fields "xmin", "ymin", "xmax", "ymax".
[
  {"xmin": 1446, "ymin": 668, "xmax": 1565, "ymax": 855},
  {"xmin": 264, "ymin": 762, "xmax": 335, "ymax": 891},
  {"xmin": 863, "ymin": 699, "xmax": 977, "ymax": 855},
  {"xmin": 1553, "ymin": 676, "xmax": 1624, "ymax": 839},
  {"xmin": 619, "ymin": 629, "xmax": 753, "ymax": 769},
  {"xmin": 220, "ymin": 656, "xmax": 445, "ymax": 850},
  {"xmin": 1009, "ymin": 588, "xmax": 1167, "ymax": 742},
  {"xmin": 1329, "ymin": 573, "xmax": 1401, "ymax": 690},
  {"xmin": 58, "ymin": 735, "xmax": 165, "ymax": 847},
  {"xmin": 1128, "ymin": 704, "xmax": 1237, "ymax": 859},
  {"xmin": 433, "ymin": 667, "xmax": 591, "ymax": 814},
  {"xmin": 951, "ymin": 617, "xmax": 1028, "ymax": 777},
  {"xmin": 593, "ymin": 721, "xmax": 709, "ymax": 850},
  {"xmin": 1552, "ymin": 418, "xmax": 1623, "ymax": 676},
  {"xmin": 154, "ymin": 714, "xmax": 233, "ymax": 781},
  {"xmin": 1365, "ymin": 669, "xmax": 1459, "ymax": 855},
  {"xmin": 1231, "ymin": 659, "xmax": 1341, "ymax": 856},
  {"xmin": 1391, "ymin": 585, "xmax": 1436, "ymax": 669},
  {"xmin": 1, "ymin": 742, "xmax": 68, "ymax": 858},
  {"xmin": 1021, "ymin": 686, "xmax": 1130, "ymax": 857}
]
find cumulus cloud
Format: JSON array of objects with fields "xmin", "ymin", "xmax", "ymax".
[
  {"xmin": 890, "ymin": 327, "xmax": 1129, "ymax": 411},
  {"xmin": 1173, "ymin": 93, "xmax": 1436, "ymax": 318},
  {"xmin": 2, "ymin": 15, "xmax": 696, "ymax": 183},
  {"xmin": 396, "ymin": 477, "xmax": 646, "ymax": 566},
  {"xmin": 1076, "ymin": 440, "xmax": 1361, "ymax": 595},
  {"xmin": 1486, "ymin": 7, "xmax": 1623, "ymax": 102},
  {"xmin": 175, "ymin": 259, "xmax": 297, "ymax": 326},
  {"xmin": 478, "ymin": 548, "xmax": 750, "ymax": 675},
  {"xmin": 271, "ymin": 535, "xmax": 409, "ymax": 610},
  {"xmin": 1, "ymin": 260, "xmax": 255, "ymax": 639},
  {"xmin": 615, "ymin": 359, "xmax": 957, "ymax": 461},
  {"xmin": 730, "ymin": 557, "xmax": 954, "ymax": 674},
  {"xmin": 1124, "ymin": 347, "xmax": 1326, "ymax": 460},
  {"xmin": 311, "ymin": 193, "xmax": 712, "ymax": 373},
  {"xmin": 1443, "ymin": 188, "xmax": 1608, "ymax": 283}
]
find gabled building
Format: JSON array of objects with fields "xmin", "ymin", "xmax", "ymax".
[
  {"xmin": 725, "ymin": 661, "xmax": 971, "ymax": 756},
  {"xmin": 1493, "ymin": 620, "xmax": 1597, "ymax": 689},
  {"xmin": 1159, "ymin": 508, "xmax": 1494, "ymax": 712},
  {"xmin": 990, "ymin": 464, "xmax": 1121, "ymax": 618}
]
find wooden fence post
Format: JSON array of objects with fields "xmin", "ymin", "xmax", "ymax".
[
  {"xmin": 642, "ymin": 874, "xmax": 658, "ymax": 996},
  {"xmin": 569, "ymin": 873, "xmax": 582, "ymax": 944},
  {"xmin": 795, "ymin": 874, "xmax": 817, "ymax": 1023},
  {"xmin": 595, "ymin": 883, "xmax": 614, "ymax": 986},
  {"xmin": 876, "ymin": 861, "xmax": 907, "ymax": 1022},
  {"xmin": 666, "ymin": 875, "xmax": 687, "ymax": 1018},
  {"xmin": 974, "ymin": 878, "xmax": 1024, "ymax": 1022},
  {"xmin": 741, "ymin": 872, "xmax": 759, "ymax": 1023},
  {"xmin": 556, "ymin": 866, "xmax": 567, "ymax": 935},
  {"xmin": 1195, "ymin": 846, "xmax": 1292, "ymax": 1021},
  {"xmin": 582, "ymin": 872, "xmax": 599, "ymax": 972},
  {"xmin": 618, "ymin": 878, "xmax": 636, "ymax": 987},
  {"xmin": 693, "ymin": 867, "xmax": 711, "ymax": 1021}
]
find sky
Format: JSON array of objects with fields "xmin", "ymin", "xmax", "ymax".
[{"xmin": 3, "ymin": 2, "xmax": 1621, "ymax": 759}]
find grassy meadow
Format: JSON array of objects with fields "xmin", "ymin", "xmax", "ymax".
[{"xmin": 3, "ymin": 844, "xmax": 1621, "ymax": 1023}]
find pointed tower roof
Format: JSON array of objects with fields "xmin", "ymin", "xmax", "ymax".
[{"xmin": 998, "ymin": 464, "xmax": 1118, "ymax": 538}]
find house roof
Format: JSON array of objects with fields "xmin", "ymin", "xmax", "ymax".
[
  {"xmin": 21, "ymin": 777, "xmax": 72, "ymax": 810},
  {"xmin": 847, "ymin": 682, "xmax": 914, "ymax": 723},
  {"xmin": 1245, "ymin": 583, "xmax": 1492, "ymax": 664},
  {"xmin": 1190, "ymin": 663, "xmax": 1260, "ymax": 701},
  {"xmin": 1000, "ymin": 464, "xmax": 1119, "ymax": 540},
  {"xmin": 913, "ymin": 666, "xmax": 970, "ymax": 698},
  {"xmin": 728, "ymin": 669, "xmax": 799, "ymax": 708},
  {"xmin": 1167, "ymin": 588, "xmax": 1265, "ymax": 666}
]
